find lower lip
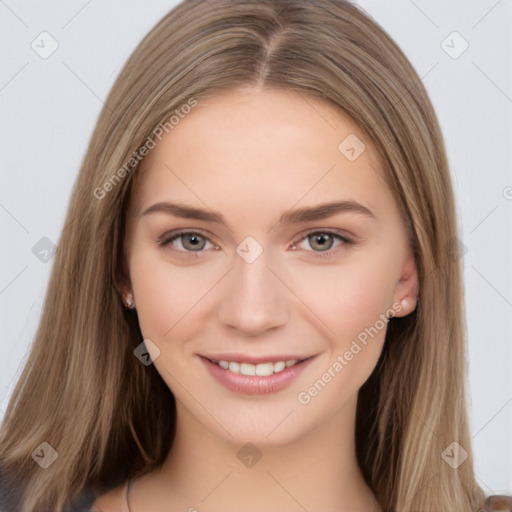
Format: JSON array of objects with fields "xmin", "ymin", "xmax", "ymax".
[{"xmin": 200, "ymin": 356, "xmax": 315, "ymax": 395}]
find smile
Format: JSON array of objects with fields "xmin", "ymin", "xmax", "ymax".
[
  {"xmin": 210, "ymin": 359, "xmax": 301, "ymax": 376},
  {"xmin": 200, "ymin": 355, "xmax": 315, "ymax": 394}
]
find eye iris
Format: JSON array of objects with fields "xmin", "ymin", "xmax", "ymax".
[
  {"xmin": 182, "ymin": 234, "xmax": 205, "ymax": 251},
  {"xmin": 309, "ymin": 233, "xmax": 333, "ymax": 251}
]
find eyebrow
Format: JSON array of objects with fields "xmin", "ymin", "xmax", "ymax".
[{"xmin": 141, "ymin": 200, "xmax": 376, "ymax": 230}]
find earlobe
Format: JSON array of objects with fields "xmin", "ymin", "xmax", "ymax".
[
  {"xmin": 397, "ymin": 295, "xmax": 419, "ymax": 317},
  {"xmin": 116, "ymin": 278, "xmax": 135, "ymax": 310},
  {"xmin": 124, "ymin": 292, "xmax": 135, "ymax": 310}
]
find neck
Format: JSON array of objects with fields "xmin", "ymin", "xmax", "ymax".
[{"xmin": 135, "ymin": 393, "xmax": 379, "ymax": 512}]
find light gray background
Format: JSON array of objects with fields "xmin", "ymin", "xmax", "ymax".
[{"xmin": 1, "ymin": 0, "xmax": 511, "ymax": 496}]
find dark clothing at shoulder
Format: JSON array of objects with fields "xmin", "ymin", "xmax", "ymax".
[
  {"xmin": 69, "ymin": 487, "xmax": 97, "ymax": 511},
  {"xmin": 0, "ymin": 487, "xmax": 96, "ymax": 512},
  {"xmin": 0, "ymin": 465, "xmax": 96, "ymax": 512}
]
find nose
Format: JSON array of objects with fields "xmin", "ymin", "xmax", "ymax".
[{"xmin": 217, "ymin": 247, "xmax": 290, "ymax": 337}]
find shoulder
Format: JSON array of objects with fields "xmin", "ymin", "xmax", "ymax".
[
  {"xmin": 483, "ymin": 495, "xmax": 512, "ymax": 511},
  {"xmin": 90, "ymin": 481, "xmax": 129, "ymax": 512}
]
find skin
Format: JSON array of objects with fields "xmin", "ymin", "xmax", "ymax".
[{"xmin": 94, "ymin": 87, "xmax": 418, "ymax": 512}]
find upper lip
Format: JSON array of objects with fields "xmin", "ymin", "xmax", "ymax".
[{"xmin": 200, "ymin": 354, "xmax": 314, "ymax": 364}]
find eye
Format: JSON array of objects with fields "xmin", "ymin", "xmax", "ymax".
[
  {"xmin": 291, "ymin": 230, "xmax": 353, "ymax": 259},
  {"xmin": 157, "ymin": 229, "xmax": 353, "ymax": 261},
  {"xmin": 158, "ymin": 230, "xmax": 217, "ymax": 256}
]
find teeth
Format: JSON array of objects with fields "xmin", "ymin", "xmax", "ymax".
[
  {"xmin": 228, "ymin": 361, "xmax": 240, "ymax": 373},
  {"xmin": 273, "ymin": 361, "xmax": 286, "ymax": 372},
  {"xmin": 215, "ymin": 359, "xmax": 300, "ymax": 375},
  {"xmin": 240, "ymin": 362, "xmax": 256, "ymax": 376},
  {"xmin": 254, "ymin": 363, "xmax": 273, "ymax": 376}
]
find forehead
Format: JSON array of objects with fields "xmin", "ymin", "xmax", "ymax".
[{"xmin": 132, "ymin": 88, "xmax": 394, "ymax": 221}]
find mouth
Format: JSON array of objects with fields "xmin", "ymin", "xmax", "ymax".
[
  {"xmin": 203, "ymin": 356, "xmax": 312, "ymax": 376},
  {"xmin": 199, "ymin": 354, "xmax": 316, "ymax": 395}
]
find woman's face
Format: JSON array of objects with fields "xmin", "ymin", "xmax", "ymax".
[{"xmin": 123, "ymin": 87, "xmax": 418, "ymax": 446}]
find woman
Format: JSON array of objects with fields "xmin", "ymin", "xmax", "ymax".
[{"xmin": 0, "ymin": 1, "xmax": 509, "ymax": 511}]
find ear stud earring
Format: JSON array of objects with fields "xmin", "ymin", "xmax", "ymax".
[
  {"xmin": 124, "ymin": 293, "xmax": 135, "ymax": 310},
  {"xmin": 401, "ymin": 296, "xmax": 419, "ymax": 312}
]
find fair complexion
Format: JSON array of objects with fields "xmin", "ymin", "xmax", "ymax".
[{"xmin": 94, "ymin": 87, "xmax": 418, "ymax": 511}]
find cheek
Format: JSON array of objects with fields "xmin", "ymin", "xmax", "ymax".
[
  {"xmin": 291, "ymin": 259, "xmax": 395, "ymax": 412},
  {"xmin": 292, "ymin": 256, "xmax": 396, "ymax": 339},
  {"xmin": 128, "ymin": 247, "xmax": 215, "ymax": 344}
]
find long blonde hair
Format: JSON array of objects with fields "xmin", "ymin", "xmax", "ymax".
[{"xmin": 0, "ymin": 1, "xmax": 487, "ymax": 510}]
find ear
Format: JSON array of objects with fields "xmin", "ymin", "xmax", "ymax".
[
  {"xmin": 392, "ymin": 244, "xmax": 419, "ymax": 318},
  {"xmin": 115, "ymin": 246, "xmax": 133, "ymax": 306},
  {"xmin": 117, "ymin": 206, "xmax": 137, "ymax": 303},
  {"xmin": 117, "ymin": 281, "xmax": 133, "ymax": 305}
]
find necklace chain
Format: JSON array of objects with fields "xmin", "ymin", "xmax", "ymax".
[{"xmin": 126, "ymin": 478, "xmax": 133, "ymax": 512}]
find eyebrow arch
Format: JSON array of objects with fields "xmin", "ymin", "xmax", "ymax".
[{"xmin": 141, "ymin": 200, "xmax": 376, "ymax": 230}]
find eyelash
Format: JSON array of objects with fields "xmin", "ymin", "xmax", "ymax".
[{"xmin": 157, "ymin": 229, "xmax": 353, "ymax": 261}]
